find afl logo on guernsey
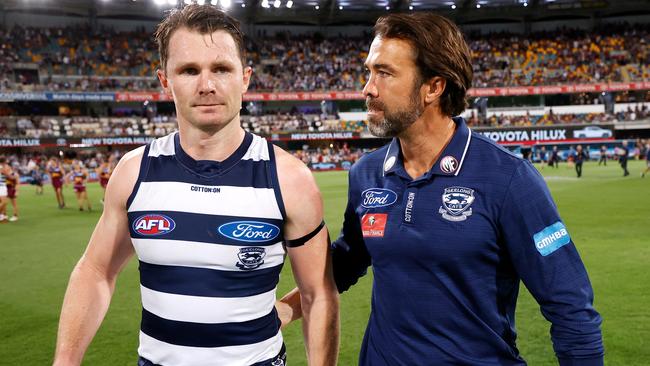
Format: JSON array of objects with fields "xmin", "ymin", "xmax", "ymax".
[
  {"xmin": 440, "ymin": 156, "xmax": 458, "ymax": 174},
  {"xmin": 218, "ymin": 221, "xmax": 281, "ymax": 242},
  {"xmin": 361, "ymin": 188, "xmax": 398, "ymax": 208},
  {"xmin": 133, "ymin": 214, "xmax": 176, "ymax": 236}
]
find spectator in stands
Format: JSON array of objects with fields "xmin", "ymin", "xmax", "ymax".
[{"xmin": 1, "ymin": 23, "xmax": 648, "ymax": 92}]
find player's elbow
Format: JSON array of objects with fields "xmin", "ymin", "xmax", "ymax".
[
  {"xmin": 300, "ymin": 283, "xmax": 339, "ymax": 315},
  {"xmin": 71, "ymin": 256, "xmax": 118, "ymax": 290}
]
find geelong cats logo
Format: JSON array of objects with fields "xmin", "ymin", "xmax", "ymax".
[
  {"xmin": 439, "ymin": 186, "xmax": 475, "ymax": 222},
  {"xmin": 236, "ymin": 247, "xmax": 267, "ymax": 270}
]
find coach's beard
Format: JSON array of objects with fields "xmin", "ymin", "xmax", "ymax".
[{"xmin": 366, "ymin": 92, "xmax": 423, "ymax": 138}]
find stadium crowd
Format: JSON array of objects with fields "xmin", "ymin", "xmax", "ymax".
[
  {"xmin": 2, "ymin": 106, "xmax": 649, "ymax": 138},
  {"xmin": 293, "ymin": 144, "xmax": 365, "ymax": 166},
  {"xmin": 469, "ymin": 24, "xmax": 649, "ymax": 88},
  {"xmin": 466, "ymin": 105, "xmax": 649, "ymax": 127},
  {"xmin": 1, "ymin": 23, "xmax": 647, "ymax": 92}
]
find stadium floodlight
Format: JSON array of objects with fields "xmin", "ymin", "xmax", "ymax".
[
  {"xmin": 315, "ymin": 5, "xmax": 320, "ymax": 10},
  {"xmin": 286, "ymin": 0, "xmax": 293, "ymax": 8},
  {"xmin": 273, "ymin": 0, "xmax": 281, "ymax": 8},
  {"xmin": 261, "ymin": 0, "xmax": 270, "ymax": 8},
  {"xmin": 523, "ymin": 1, "xmax": 528, "ymax": 6},
  {"xmin": 451, "ymin": 4, "xmax": 456, "ymax": 9},
  {"xmin": 476, "ymin": 3, "xmax": 481, "ymax": 8}
]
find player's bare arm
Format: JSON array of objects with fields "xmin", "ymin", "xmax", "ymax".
[
  {"xmin": 275, "ymin": 146, "xmax": 339, "ymax": 366},
  {"xmin": 53, "ymin": 147, "xmax": 144, "ymax": 366}
]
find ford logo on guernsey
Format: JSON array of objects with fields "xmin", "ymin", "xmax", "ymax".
[
  {"xmin": 361, "ymin": 188, "xmax": 398, "ymax": 208},
  {"xmin": 133, "ymin": 214, "xmax": 176, "ymax": 236},
  {"xmin": 218, "ymin": 221, "xmax": 281, "ymax": 242}
]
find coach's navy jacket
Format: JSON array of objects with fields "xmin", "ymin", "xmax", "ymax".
[{"xmin": 332, "ymin": 117, "xmax": 604, "ymax": 366}]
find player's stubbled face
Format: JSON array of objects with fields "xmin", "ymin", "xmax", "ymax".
[
  {"xmin": 363, "ymin": 36, "xmax": 424, "ymax": 138},
  {"xmin": 160, "ymin": 28, "xmax": 251, "ymax": 132}
]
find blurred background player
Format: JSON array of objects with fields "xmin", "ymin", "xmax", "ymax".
[
  {"xmin": 642, "ymin": 143, "xmax": 650, "ymax": 178},
  {"xmin": 96, "ymin": 155, "xmax": 114, "ymax": 204},
  {"xmin": 4, "ymin": 164, "xmax": 20, "ymax": 221},
  {"xmin": 47, "ymin": 157, "xmax": 66, "ymax": 208},
  {"xmin": 30, "ymin": 162, "xmax": 45, "ymax": 195},
  {"xmin": 67, "ymin": 161, "xmax": 91, "ymax": 212},
  {"xmin": 538, "ymin": 145, "xmax": 547, "ymax": 170},
  {"xmin": 618, "ymin": 140, "xmax": 630, "ymax": 177},
  {"xmin": 549, "ymin": 145, "xmax": 560, "ymax": 168},
  {"xmin": 0, "ymin": 157, "xmax": 9, "ymax": 222},
  {"xmin": 575, "ymin": 144, "xmax": 588, "ymax": 178},
  {"xmin": 598, "ymin": 145, "xmax": 608, "ymax": 166},
  {"xmin": 567, "ymin": 145, "xmax": 576, "ymax": 169}
]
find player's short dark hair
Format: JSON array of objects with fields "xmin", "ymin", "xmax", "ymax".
[
  {"xmin": 154, "ymin": 4, "xmax": 246, "ymax": 71},
  {"xmin": 374, "ymin": 13, "xmax": 473, "ymax": 117}
]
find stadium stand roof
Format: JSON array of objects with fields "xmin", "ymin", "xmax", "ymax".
[{"xmin": 0, "ymin": 0, "xmax": 648, "ymax": 26}]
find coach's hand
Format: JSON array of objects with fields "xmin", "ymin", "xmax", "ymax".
[{"xmin": 276, "ymin": 287, "xmax": 303, "ymax": 329}]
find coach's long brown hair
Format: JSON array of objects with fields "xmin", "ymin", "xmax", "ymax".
[
  {"xmin": 154, "ymin": 4, "xmax": 247, "ymax": 71},
  {"xmin": 374, "ymin": 13, "xmax": 473, "ymax": 117}
]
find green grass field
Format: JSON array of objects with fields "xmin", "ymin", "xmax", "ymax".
[{"xmin": 1, "ymin": 160, "xmax": 649, "ymax": 365}]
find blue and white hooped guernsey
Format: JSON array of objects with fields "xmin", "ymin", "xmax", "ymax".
[{"xmin": 127, "ymin": 131, "xmax": 288, "ymax": 366}]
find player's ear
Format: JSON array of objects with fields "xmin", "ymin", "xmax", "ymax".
[
  {"xmin": 157, "ymin": 69, "xmax": 172, "ymax": 97},
  {"xmin": 242, "ymin": 65, "xmax": 253, "ymax": 94}
]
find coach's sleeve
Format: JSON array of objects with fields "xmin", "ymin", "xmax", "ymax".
[
  {"xmin": 498, "ymin": 160, "xmax": 604, "ymax": 366},
  {"xmin": 331, "ymin": 167, "xmax": 371, "ymax": 293}
]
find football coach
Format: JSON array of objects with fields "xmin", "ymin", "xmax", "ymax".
[{"xmin": 279, "ymin": 12, "xmax": 604, "ymax": 366}]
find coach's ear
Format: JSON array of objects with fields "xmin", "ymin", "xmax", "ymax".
[
  {"xmin": 423, "ymin": 76, "xmax": 446, "ymax": 105},
  {"xmin": 157, "ymin": 69, "xmax": 172, "ymax": 97}
]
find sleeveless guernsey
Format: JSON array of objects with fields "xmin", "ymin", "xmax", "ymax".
[{"xmin": 127, "ymin": 132, "xmax": 288, "ymax": 366}]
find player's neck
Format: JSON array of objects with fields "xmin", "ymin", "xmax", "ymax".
[
  {"xmin": 398, "ymin": 113, "xmax": 456, "ymax": 179},
  {"xmin": 177, "ymin": 118, "xmax": 245, "ymax": 162}
]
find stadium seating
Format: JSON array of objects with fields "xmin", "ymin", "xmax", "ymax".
[{"xmin": 1, "ymin": 24, "xmax": 647, "ymax": 92}]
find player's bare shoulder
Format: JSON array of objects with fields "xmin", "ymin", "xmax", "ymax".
[
  {"xmin": 273, "ymin": 145, "xmax": 320, "ymax": 198},
  {"xmin": 273, "ymin": 145, "xmax": 324, "ymax": 239},
  {"xmin": 105, "ymin": 146, "xmax": 146, "ymax": 208}
]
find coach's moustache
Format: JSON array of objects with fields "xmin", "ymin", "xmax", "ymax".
[{"xmin": 366, "ymin": 98, "xmax": 384, "ymax": 112}]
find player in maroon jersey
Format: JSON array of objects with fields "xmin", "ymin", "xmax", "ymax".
[
  {"xmin": 47, "ymin": 157, "xmax": 66, "ymax": 208},
  {"xmin": 4, "ymin": 165, "xmax": 20, "ymax": 221},
  {"xmin": 96, "ymin": 155, "xmax": 114, "ymax": 204},
  {"xmin": 66, "ymin": 160, "xmax": 92, "ymax": 212}
]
